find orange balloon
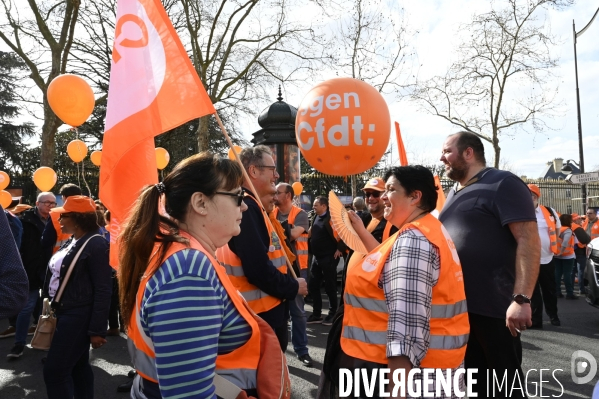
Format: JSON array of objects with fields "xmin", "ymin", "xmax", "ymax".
[
  {"xmin": 33, "ymin": 167, "xmax": 57, "ymax": 192},
  {"xmin": 155, "ymin": 147, "xmax": 170, "ymax": 170},
  {"xmin": 0, "ymin": 190, "xmax": 11, "ymax": 208},
  {"xmin": 295, "ymin": 78, "xmax": 390, "ymax": 176},
  {"xmin": 0, "ymin": 171, "xmax": 9, "ymax": 190},
  {"xmin": 292, "ymin": 182, "xmax": 303, "ymax": 196},
  {"xmin": 67, "ymin": 140, "xmax": 88, "ymax": 163},
  {"xmin": 228, "ymin": 145, "xmax": 242, "ymax": 160},
  {"xmin": 47, "ymin": 74, "xmax": 95, "ymax": 127},
  {"xmin": 90, "ymin": 150, "xmax": 102, "ymax": 166}
]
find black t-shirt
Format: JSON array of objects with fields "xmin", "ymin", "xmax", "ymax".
[
  {"xmin": 439, "ymin": 168, "xmax": 536, "ymax": 319},
  {"xmin": 370, "ymin": 218, "xmax": 399, "ymax": 243}
]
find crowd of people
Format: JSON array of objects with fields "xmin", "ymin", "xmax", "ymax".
[{"xmin": 0, "ymin": 131, "xmax": 594, "ymax": 398}]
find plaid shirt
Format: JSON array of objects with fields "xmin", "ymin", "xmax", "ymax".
[{"xmin": 380, "ymin": 227, "xmax": 464, "ymax": 398}]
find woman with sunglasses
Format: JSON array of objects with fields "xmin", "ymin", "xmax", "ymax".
[
  {"xmin": 118, "ymin": 152, "xmax": 262, "ymax": 399},
  {"xmin": 43, "ymin": 195, "xmax": 112, "ymax": 399}
]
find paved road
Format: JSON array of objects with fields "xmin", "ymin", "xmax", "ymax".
[{"xmin": 0, "ymin": 292, "xmax": 598, "ymax": 398}]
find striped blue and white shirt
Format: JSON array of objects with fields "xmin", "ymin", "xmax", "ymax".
[{"xmin": 140, "ymin": 248, "xmax": 252, "ymax": 399}]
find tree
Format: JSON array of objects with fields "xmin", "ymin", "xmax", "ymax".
[
  {"xmin": 0, "ymin": 51, "xmax": 35, "ymax": 173},
  {"xmin": 411, "ymin": 0, "xmax": 572, "ymax": 168},
  {"xmin": 0, "ymin": 0, "xmax": 81, "ymax": 167},
  {"xmin": 175, "ymin": 0, "xmax": 331, "ymax": 152},
  {"xmin": 334, "ymin": 0, "xmax": 411, "ymax": 197}
]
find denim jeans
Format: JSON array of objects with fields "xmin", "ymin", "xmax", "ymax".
[
  {"xmin": 554, "ymin": 258, "xmax": 575, "ymax": 296},
  {"xmin": 15, "ymin": 289, "xmax": 39, "ymax": 345},
  {"xmin": 44, "ymin": 306, "xmax": 94, "ymax": 399},
  {"xmin": 289, "ymin": 269, "xmax": 308, "ymax": 356}
]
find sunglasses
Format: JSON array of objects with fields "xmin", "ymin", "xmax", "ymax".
[
  {"xmin": 364, "ymin": 191, "xmax": 381, "ymax": 198},
  {"xmin": 215, "ymin": 189, "xmax": 245, "ymax": 207},
  {"xmin": 58, "ymin": 213, "xmax": 73, "ymax": 221}
]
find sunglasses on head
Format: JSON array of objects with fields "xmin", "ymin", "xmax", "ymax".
[{"xmin": 364, "ymin": 191, "xmax": 381, "ymax": 198}]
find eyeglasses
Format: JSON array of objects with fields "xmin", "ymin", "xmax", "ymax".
[
  {"xmin": 58, "ymin": 213, "xmax": 72, "ymax": 221},
  {"xmin": 215, "ymin": 189, "xmax": 245, "ymax": 207},
  {"xmin": 255, "ymin": 164, "xmax": 277, "ymax": 173},
  {"xmin": 40, "ymin": 201, "xmax": 57, "ymax": 206},
  {"xmin": 364, "ymin": 191, "xmax": 381, "ymax": 198}
]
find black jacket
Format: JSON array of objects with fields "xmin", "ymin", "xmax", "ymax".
[
  {"xmin": 51, "ymin": 231, "xmax": 112, "ymax": 337},
  {"xmin": 308, "ymin": 210, "xmax": 348, "ymax": 258},
  {"xmin": 19, "ymin": 207, "xmax": 48, "ymax": 289}
]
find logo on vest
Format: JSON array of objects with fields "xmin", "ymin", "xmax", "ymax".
[
  {"xmin": 362, "ymin": 252, "xmax": 382, "ymax": 272},
  {"xmin": 270, "ymin": 231, "xmax": 282, "ymax": 252}
]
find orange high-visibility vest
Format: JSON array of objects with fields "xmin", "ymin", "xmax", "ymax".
[
  {"xmin": 345, "ymin": 218, "xmax": 395, "ymax": 278},
  {"xmin": 539, "ymin": 206, "xmax": 559, "ymax": 256},
  {"xmin": 216, "ymin": 195, "xmax": 287, "ymax": 314},
  {"xmin": 580, "ymin": 219, "xmax": 599, "ymax": 249},
  {"xmin": 127, "ymin": 233, "xmax": 260, "ymax": 387},
  {"xmin": 341, "ymin": 213, "xmax": 469, "ymax": 368},
  {"xmin": 572, "ymin": 223, "xmax": 585, "ymax": 249},
  {"xmin": 273, "ymin": 206, "xmax": 308, "ymax": 270},
  {"xmin": 49, "ymin": 211, "xmax": 72, "ymax": 254},
  {"xmin": 557, "ymin": 226, "xmax": 575, "ymax": 257}
]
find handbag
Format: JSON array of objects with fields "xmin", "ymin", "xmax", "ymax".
[
  {"xmin": 213, "ymin": 300, "xmax": 292, "ymax": 399},
  {"xmin": 30, "ymin": 234, "xmax": 101, "ymax": 350}
]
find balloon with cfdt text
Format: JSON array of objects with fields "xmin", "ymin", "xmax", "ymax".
[{"xmin": 295, "ymin": 78, "xmax": 390, "ymax": 176}]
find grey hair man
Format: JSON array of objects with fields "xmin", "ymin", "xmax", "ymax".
[
  {"xmin": 217, "ymin": 145, "xmax": 307, "ymax": 352},
  {"xmin": 6, "ymin": 192, "xmax": 56, "ymax": 358}
]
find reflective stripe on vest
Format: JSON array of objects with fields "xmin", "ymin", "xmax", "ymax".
[
  {"xmin": 50, "ymin": 211, "xmax": 72, "ymax": 254},
  {"xmin": 341, "ymin": 213, "xmax": 469, "ymax": 369},
  {"xmin": 582, "ymin": 219, "xmax": 599, "ymax": 246},
  {"xmin": 540, "ymin": 206, "xmax": 559, "ymax": 255},
  {"xmin": 127, "ymin": 234, "xmax": 260, "ymax": 387},
  {"xmin": 216, "ymin": 195, "xmax": 287, "ymax": 314},
  {"xmin": 284, "ymin": 206, "xmax": 309, "ymax": 270},
  {"xmin": 557, "ymin": 226, "xmax": 575, "ymax": 257}
]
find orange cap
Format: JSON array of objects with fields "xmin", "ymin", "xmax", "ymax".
[
  {"xmin": 527, "ymin": 184, "xmax": 541, "ymax": 198},
  {"xmin": 572, "ymin": 213, "xmax": 580, "ymax": 219},
  {"xmin": 363, "ymin": 177, "xmax": 385, "ymax": 192},
  {"xmin": 51, "ymin": 195, "xmax": 96, "ymax": 214}
]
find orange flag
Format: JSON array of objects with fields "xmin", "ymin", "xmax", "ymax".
[
  {"xmin": 100, "ymin": 0, "xmax": 215, "ymax": 267},
  {"xmin": 434, "ymin": 175, "xmax": 446, "ymax": 215},
  {"xmin": 395, "ymin": 122, "xmax": 408, "ymax": 166}
]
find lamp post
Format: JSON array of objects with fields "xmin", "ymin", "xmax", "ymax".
[{"xmin": 573, "ymin": 6, "xmax": 599, "ymax": 213}]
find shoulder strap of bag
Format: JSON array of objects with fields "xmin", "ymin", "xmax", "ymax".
[
  {"xmin": 53, "ymin": 234, "xmax": 102, "ymax": 303},
  {"xmin": 543, "ymin": 205, "xmax": 557, "ymax": 221}
]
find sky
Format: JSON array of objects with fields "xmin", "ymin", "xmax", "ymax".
[
  {"xmin": 242, "ymin": 0, "xmax": 599, "ymax": 178},
  {"xmin": 2, "ymin": 0, "xmax": 598, "ymax": 179}
]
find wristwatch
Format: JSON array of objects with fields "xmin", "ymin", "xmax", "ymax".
[{"xmin": 512, "ymin": 294, "xmax": 531, "ymax": 304}]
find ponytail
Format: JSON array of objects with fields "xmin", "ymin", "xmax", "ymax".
[{"xmin": 118, "ymin": 184, "xmax": 186, "ymax": 329}]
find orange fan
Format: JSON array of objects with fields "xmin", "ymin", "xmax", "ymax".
[{"xmin": 328, "ymin": 191, "xmax": 368, "ymax": 254}]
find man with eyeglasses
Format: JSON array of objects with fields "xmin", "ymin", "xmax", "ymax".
[
  {"xmin": 216, "ymin": 145, "xmax": 308, "ymax": 352},
  {"xmin": 6, "ymin": 192, "xmax": 56, "ymax": 359},
  {"xmin": 273, "ymin": 182, "xmax": 313, "ymax": 367},
  {"xmin": 360, "ymin": 178, "xmax": 399, "ymax": 243}
]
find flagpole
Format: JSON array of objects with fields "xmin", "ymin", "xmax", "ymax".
[{"xmin": 213, "ymin": 112, "xmax": 298, "ymax": 279}]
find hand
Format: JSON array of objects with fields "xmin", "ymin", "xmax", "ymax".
[
  {"xmin": 90, "ymin": 335, "xmax": 107, "ymax": 349},
  {"xmin": 506, "ymin": 302, "xmax": 532, "ymax": 337},
  {"xmin": 333, "ymin": 250, "xmax": 343, "ymax": 259},
  {"xmin": 296, "ymin": 278, "xmax": 308, "ymax": 296},
  {"xmin": 347, "ymin": 210, "xmax": 365, "ymax": 230}
]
